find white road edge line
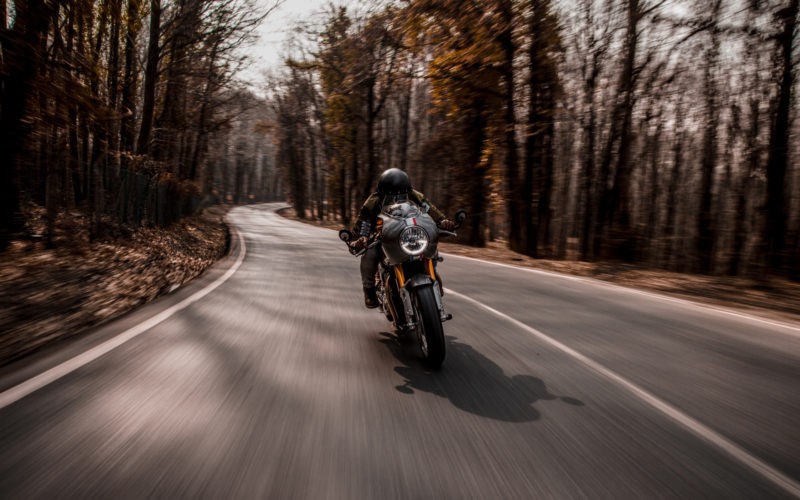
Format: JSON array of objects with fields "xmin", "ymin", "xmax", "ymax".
[
  {"xmin": 444, "ymin": 253, "xmax": 800, "ymax": 336},
  {"xmin": 445, "ymin": 287, "xmax": 800, "ymax": 498},
  {"xmin": 0, "ymin": 221, "xmax": 247, "ymax": 411}
]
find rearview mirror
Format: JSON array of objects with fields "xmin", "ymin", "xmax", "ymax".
[
  {"xmin": 455, "ymin": 210, "xmax": 467, "ymax": 225},
  {"xmin": 339, "ymin": 229, "xmax": 353, "ymax": 242}
]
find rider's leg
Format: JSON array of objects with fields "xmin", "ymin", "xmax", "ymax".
[{"xmin": 360, "ymin": 246, "xmax": 380, "ymax": 308}]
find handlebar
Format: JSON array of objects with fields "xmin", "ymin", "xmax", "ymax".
[
  {"xmin": 349, "ymin": 237, "xmax": 380, "ymax": 257},
  {"xmin": 339, "ymin": 228, "xmax": 380, "ymax": 256},
  {"xmin": 439, "ymin": 209, "xmax": 466, "ymax": 239},
  {"xmin": 339, "ymin": 208, "xmax": 467, "ymax": 256}
]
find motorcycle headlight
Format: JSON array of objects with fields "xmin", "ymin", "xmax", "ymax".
[{"xmin": 399, "ymin": 226, "xmax": 429, "ymax": 256}]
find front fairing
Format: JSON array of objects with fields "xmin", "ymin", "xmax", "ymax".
[{"xmin": 379, "ymin": 202, "xmax": 439, "ymax": 265}]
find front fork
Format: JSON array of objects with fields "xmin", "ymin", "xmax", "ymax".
[
  {"xmin": 399, "ymin": 288, "xmax": 417, "ymax": 329},
  {"xmin": 432, "ymin": 282, "xmax": 452, "ymax": 322},
  {"xmin": 393, "ymin": 258, "xmax": 451, "ymax": 326}
]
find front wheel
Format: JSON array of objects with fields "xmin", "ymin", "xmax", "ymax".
[{"xmin": 412, "ymin": 285, "xmax": 446, "ymax": 368}]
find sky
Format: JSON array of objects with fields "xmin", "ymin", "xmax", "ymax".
[{"xmin": 238, "ymin": 0, "xmax": 354, "ymax": 89}]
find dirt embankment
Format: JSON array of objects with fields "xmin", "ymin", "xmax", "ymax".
[{"xmin": 0, "ymin": 206, "xmax": 230, "ymax": 366}]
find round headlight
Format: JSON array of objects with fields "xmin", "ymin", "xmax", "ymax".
[{"xmin": 399, "ymin": 226, "xmax": 429, "ymax": 256}]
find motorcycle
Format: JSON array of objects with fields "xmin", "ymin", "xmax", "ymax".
[{"xmin": 340, "ymin": 203, "xmax": 466, "ymax": 369}]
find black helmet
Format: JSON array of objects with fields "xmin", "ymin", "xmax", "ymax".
[{"xmin": 377, "ymin": 168, "xmax": 411, "ymax": 196}]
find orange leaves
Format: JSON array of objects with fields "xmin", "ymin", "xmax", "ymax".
[{"xmin": 407, "ymin": 0, "xmax": 506, "ymax": 119}]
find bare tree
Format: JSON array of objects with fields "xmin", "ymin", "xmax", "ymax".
[{"xmin": 764, "ymin": 0, "xmax": 799, "ymax": 273}]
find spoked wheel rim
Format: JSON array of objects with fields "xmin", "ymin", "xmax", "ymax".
[
  {"xmin": 411, "ymin": 292, "xmax": 429, "ymax": 357},
  {"xmin": 417, "ymin": 323, "xmax": 429, "ymax": 357}
]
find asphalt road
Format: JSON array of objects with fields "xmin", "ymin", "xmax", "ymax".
[{"xmin": 1, "ymin": 203, "xmax": 799, "ymax": 499}]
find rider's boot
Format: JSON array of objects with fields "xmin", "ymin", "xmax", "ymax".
[{"xmin": 363, "ymin": 286, "xmax": 379, "ymax": 308}]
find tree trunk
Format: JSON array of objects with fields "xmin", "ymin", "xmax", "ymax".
[
  {"xmin": 499, "ymin": 0, "xmax": 522, "ymax": 253},
  {"xmin": 0, "ymin": 0, "xmax": 62, "ymax": 248},
  {"xmin": 764, "ymin": 0, "xmax": 798, "ymax": 273},
  {"xmin": 118, "ymin": 0, "xmax": 141, "ymax": 223},
  {"xmin": 137, "ymin": 0, "xmax": 161, "ymax": 155},
  {"xmin": 526, "ymin": 0, "xmax": 559, "ymax": 258},
  {"xmin": 188, "ymin": 40, "xmax": 220, "ymax": 181},
  {"xmin": 730, "ymin": 6, "xmax": 765, "ymax": 276},
  {"xmin": 580, "ymin": 45, "xmax": 601, "ymax": 261},
  {"xmin": 397, "ymin": 80, "xmax": 411, "ymax": 172},
  {"xmin": 695, "ymin": 0, "xmax": 722, "ymax": 273},
  {"xmin": 121, "ymin": 0, "xmax": 140, "ymax": 154},
  {"xmin": 106, "ymin": 0, "xmax": 122, "ymax": 181},
  {"xmin": 155, "ymin": 0, "xmax": 194, "ymax": 167},
  {"xmin": 664, "ymin": 95, "xmax": 685, "ymax": 269},
  {"xmin": 605, "ymin": 0, "xmax": 639, "ymax": 262},
  {"xmin": 363, "ymin": 77, "xmax": 377, "ymax": 202},
  {"xmin": 466, "ymin": 104, "xmax": 488, "ymax": 247}
]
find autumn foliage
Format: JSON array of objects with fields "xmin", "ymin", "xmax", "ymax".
[
  {"xmin": 271, "ymin": 0, "xmax": 799, "ymax": 278},
  {"xmin": 0, "ymin": 0, "xmax": 277, "ymax": 248}
]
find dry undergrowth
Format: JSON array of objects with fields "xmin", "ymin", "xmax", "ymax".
[{"xmin": 0, "ymin": 206, "xmax": 230, "ymax": 366}]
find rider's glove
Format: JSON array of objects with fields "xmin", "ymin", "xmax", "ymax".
[
  {"xmin": 439, "ymin": 219, "xmax": 456, "ymax": 231},
  {"xmin": 353, "ymin": 236, "xmax": 369, "ymax": 251}
]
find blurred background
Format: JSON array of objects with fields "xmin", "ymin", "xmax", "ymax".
[{"xmin": 1, "ymin": 0, "xmax": 798, "ymax": 278}]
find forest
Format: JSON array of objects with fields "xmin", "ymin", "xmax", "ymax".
[
  {"xmin": 0, "ymin": 0, "xmax": 279, "ymax": 248},
  {"xmin": 272, "ymin": 0, "xmax": 800, "ymax": 279},
  {"xmin": 2, "ymin": 0, "xmax": 799, "ymax": 279}
]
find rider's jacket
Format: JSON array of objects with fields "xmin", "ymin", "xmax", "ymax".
[{"xmin": 355, "ymin": 190, "xmax": 446, "ymax": 237}]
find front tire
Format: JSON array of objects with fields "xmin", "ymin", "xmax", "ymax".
[{"xmin": 413, "ymin": 285, "xmax": 446, "ymax": 368}]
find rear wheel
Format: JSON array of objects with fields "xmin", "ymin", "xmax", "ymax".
[{"xmin": 412, "ymin": 285, "xmax": 445, "ymax": 368}]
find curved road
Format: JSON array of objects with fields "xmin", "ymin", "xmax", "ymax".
[{"xmin": 1, "ymin": 204, "xmax": 799, "ymax": 498}]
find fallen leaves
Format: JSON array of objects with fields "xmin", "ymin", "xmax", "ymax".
[{"xmin": 0, "ymin": 207, "xmax": 230, "ymax": 367}]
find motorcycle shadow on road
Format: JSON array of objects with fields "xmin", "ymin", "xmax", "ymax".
[{"xmin": 379, "ymin": 333, "xmax": 584, "ymax": 422}]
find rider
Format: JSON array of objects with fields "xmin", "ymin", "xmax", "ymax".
[{"xmin": 353, "ymin": 168, "xmax": 455, "ymax": 308}]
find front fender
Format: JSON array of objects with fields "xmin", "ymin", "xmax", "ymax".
[{"xmin": 404, "ymin": 274, "xmax": 434, "ymax": 290}]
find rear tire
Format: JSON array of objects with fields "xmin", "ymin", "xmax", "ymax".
[{"xmin": 413, "ymin": 285, "xmax": 446, "ymax": 368}]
